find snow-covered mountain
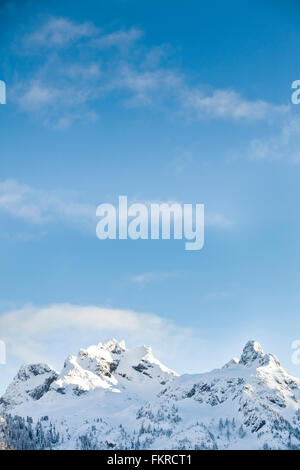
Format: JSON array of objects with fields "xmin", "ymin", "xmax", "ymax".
[
  {"xmin": 0, "ymin": 363, "xmax": 59, "ymax": 410},
  {"xmin": 1, "ymin": 339, "xmax": 300, "ymax": 450}
]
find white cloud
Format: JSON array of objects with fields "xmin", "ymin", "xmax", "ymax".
[
  {"xmin": 114, "ymin": 68, "xmax": 288, "ymax": 120},
  {"xmin": 131, "ymin": 271, "xmax": 179, "ymax": 286},
  {"xmin": 0, "ymin": 303, "xmax": 206, "ymax": 392},
  {"xmin": 25, "ymin": 17, "xmax": 99, "ymax": 48},
  {"xmin": 14, "ymin": 16, "xmax": 289, "ymax": 129},
  {"xmin": 52, "ymin": 110, "xmax": 98, "ymax": 130},
  {"xmin": 238, "ymin": 117, "xmax": 300, "ymax": 162},
  {"xmin": 18, "ymin": 81, "xmax": 59, "ymax": 111},
  {"xmin": 92, "ymin": 28, "xmax": 143, "ymax": 50},
  {"xmin": 17, "ymin": 78, "xmax": 96, "ymax": 127},
  {"xmin": 63, "ymin": 63, "xmax": 101, "ymax": 79},
  {"xmin": 183, "ymin": 88, "xmax": 289, "ymax": 121},
  {"xmin": 0, "ymin": 179, "xmax": 95, "ymax": 229},
  {"xmin": 18, "ymin": 63, "xmax": 101, "ymax": 113},
  {"xmin": 206, "ymin": 213, "xmax": 233, "ymax": 229},
  {"xmin": 141, "ymin": 199, "xmax": 232, "ymax": 231},
  {"xmin": 116, "ymin": 66, "xmax": 183, "ymax": 106},
  {"xmin": 0, "ymin": 180, "xmax": 232, "ymax": 239}
]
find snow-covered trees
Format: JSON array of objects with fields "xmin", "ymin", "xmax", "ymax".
[
  {"xmin": 1, "ymin": 339, "xmax": 300, "ymax": 450},
  {"xmin": 1, "ymin": 414, "xmax": 60, "ymax": 450}
]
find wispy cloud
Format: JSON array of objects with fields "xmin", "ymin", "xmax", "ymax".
[
  {"xmin": 0, "ymin": 303, "xmax": 205, "ymax": 391},
  {"xmin": 24, "ymin": 17, "xmax": 99, "ymax": 48},
  {"xmin": 183, "ymin": 88, "xmax": 288, "ymax": 121},
  {"xmin": 11, "ymin": 16, "xmax": 289, "ymax": 129},
  {"xmin": 0, "ymin": 179, "xmax": 95, "ymax": 229},
  {"xmin": 16, "ymin": 76, "xmax": 98, "ymax": 128},
  {"xmin": 131, "ymin": 271, "xmax": 179, "ymax": 286},
  {"xmin": 206, "ymin": 213, "xmax": 233, "ymax": 229},
  {"xmin": 170, "ymin": 151, "xmax": 193, "ymax": 175},
  {"xmin": 243, "ymin": 117, "xmax": 300, "ymax": 162},
  {"xmin": 116, "ymin": 66, "xmax": 183, "ymax": 107},
  {"xmin": 63, "ymin": 63, "xmax": 101, "ymax": 79},
  {"xmin": 92, "ymin": 28, "xmax": 143, "ymax": 50},
  {"xmin": 141, "ymin": 199, "xmax": 233, "ymax": 230},
  {"xmin": 18, "ymin": 81, "xmax": 59, "ymax": 110},
  {"xmin": 0, "ymin": 180, "xmax": 233, "ymax": 239}
]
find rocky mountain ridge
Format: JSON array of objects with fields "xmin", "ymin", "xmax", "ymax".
[{"xmin": 0, "ymin": 339, "xmax": 299, "ymax": 450}]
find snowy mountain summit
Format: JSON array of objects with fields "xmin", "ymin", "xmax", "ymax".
[{"xmin": 1, "ymin": 339, "xmax": 300, "ymax": 450}]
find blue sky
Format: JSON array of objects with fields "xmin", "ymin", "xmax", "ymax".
[{"xmin": 1, "ymin": 0, "xmax": 300, "ymax": 392}]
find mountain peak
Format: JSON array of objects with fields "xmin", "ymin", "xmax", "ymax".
[
  {"xmin": 222, "ymin": 357, "xmax": 239, "ymax": 369},
  {"xmin": 102, "ymin": 338, "xmax": 126, "ymax": 354},
  {"xmin": 239, "ymin": 340, "xmax": 282, "ymax": 369},
  {"xmin": 239, "ymin": 340, "xmax": 269, "ymax": 367},
  {"xmin": 16, "ymin": 363, "xmax": 56, "ymax": 381},
  {"xmin": 1, "ymin": 339, "xmax": 299, "ymax": 450},
  {"xmin": 0, "ymin": 363, "xmax": 58, "ymax": 410},
  {"xmin": 34, "ymin": 340, "xmax": 178, "ymax": 400}
]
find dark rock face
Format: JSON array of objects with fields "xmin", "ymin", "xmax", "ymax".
[
  {"xmin": 17, "ymin": 364, "xmax": 56, "ymax": 381},
  {"xmin": 0, "ymin": 363, "xmax": 59, "ymax": 411},
  {"xmin": 28, "ymin": 375, "xmax": 58, "ymax": 401},
  {"xmin": 1, "ymin": 340, "xmax": 300, "ymax": 450},
  {"xmin": 239, "ymin": 340, "xmax": 266, "ymax": 367}
]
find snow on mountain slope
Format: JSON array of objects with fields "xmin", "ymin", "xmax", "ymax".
[
  {"xmin": 1, "ymin": 339, "xmax": 300, "ymax": 450},
  {"xmin": 0, "ymin": 363, "xmax": 58, "ymax": 411},
  {"xmin": 137, "ymin": 340, "xmax": 300, "ymax": 449},
  {"xmin": 45, "ymin": 339, "xmax": 178, "ymax": 402}
]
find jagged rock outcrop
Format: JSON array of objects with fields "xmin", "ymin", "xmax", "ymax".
[
  {"xmin": 0, "ymin": 364, "xmax": 58, "ymax": 410},
  {"xmin": 1, "ymin": 340, "xmax": 299, "ymax": 450}
]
